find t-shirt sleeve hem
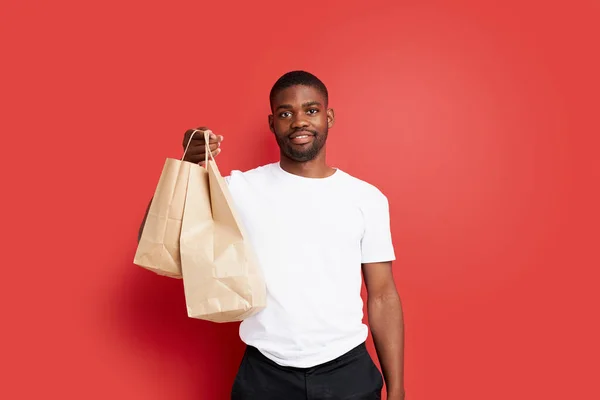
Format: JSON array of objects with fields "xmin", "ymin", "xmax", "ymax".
[{"xmin": 361, "ymin": 254, "xmax": 396, "ymax": 264}]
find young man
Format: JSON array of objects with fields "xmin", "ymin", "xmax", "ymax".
[{"xmin": 144, "ymin": 71, "xmax": 405, "ymax": 399}]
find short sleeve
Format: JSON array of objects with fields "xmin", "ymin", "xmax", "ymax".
[{"xmin": 360, "ymin": 190, "xmax": 396, "ymax": 263}]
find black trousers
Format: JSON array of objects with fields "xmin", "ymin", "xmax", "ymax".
[{"xmin": 231, "ymin": 343, "xmax": 383, "ymax": 400}]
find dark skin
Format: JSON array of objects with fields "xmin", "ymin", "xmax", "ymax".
[
  {"xmin": 267, "ymin": 85, "xmax": 335, "ymax": 178},
  {"xmin": 139, "ymin": 85, "xmax": 406, "ymax": 399},
  {"xmin": 363, "ymin": 262, "xmax": 406, "ymax": 400}
]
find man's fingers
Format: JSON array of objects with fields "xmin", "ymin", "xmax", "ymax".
[
  {"xmin": 188, "ymin": 132, "xmax": 223, "ymax": 144},
  {"xmin": 182, "ymin": 126, "xmax": 223, "ymax": 162},
  {"xmin": 184, "ymin": 137, "xmax": 222, "ymax": 154},
  {"xmin": 183, "ymin": 127, "xmax": 215, "ymax": 145},
  {"xmin": 200, "ymin": 134, "xmax": 223, "ymax": 144},
  {"xmin": 182, "ymin": 129, "xmax": 196, "ymax": 147},
  {"xmin": 190, "ymin": 143, "xmax": 218, "ymax": 152},
  {"xmin": 203, "ymin": 148, "xmax": 221, "ymax": 160},
  {"xmin": 186, "ymin": 148, "xmax": 221, "ymax": 164},
  {"xmin": 192, "ymin": 128, "xmax": 223, "ymax": 142}
]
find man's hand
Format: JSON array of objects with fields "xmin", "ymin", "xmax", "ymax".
[{"xmin": 182, "ymin": 126, "xmax": 224, "ymax": 165}]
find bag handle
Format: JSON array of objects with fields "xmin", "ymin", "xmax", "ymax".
[{"xmin": 181, "ymin": 129, "xmax": 216, "ymax": 165}]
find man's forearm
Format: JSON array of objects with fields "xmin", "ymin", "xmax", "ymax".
[{"xmin": 368, "ymin": 292, "xmax": 405, "ymax": 398}]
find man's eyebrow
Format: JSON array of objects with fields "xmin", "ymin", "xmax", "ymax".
[
  {"xmin": 275, "ymin": 101, "xmax": 323, "ymax": 111},
  {"xmin": 302, "ymin": 101, "xmax": 322, "ymax": 108}
]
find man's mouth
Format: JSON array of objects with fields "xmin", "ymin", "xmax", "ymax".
[{"xmin": 288, "ymin": 131, "xmax": 315, "ymax": 145}]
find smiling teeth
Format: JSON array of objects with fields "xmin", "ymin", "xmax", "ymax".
[{"xmin": 296, "ymin": 135, "xmax": 308, "ymax": 139}]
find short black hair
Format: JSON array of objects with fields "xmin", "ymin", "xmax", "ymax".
[{"xmin": 269, "ymin": 70, "xmax": 329, "ymax": 108}]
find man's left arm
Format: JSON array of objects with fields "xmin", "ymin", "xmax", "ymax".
[{"xmin": 363, "ymin": 261, "xmax": 405, "ymax": 400}]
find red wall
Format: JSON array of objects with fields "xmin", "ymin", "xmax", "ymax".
[{"xmin": 2, "ymin": 1, "xmax": 598, "ymax": 399}]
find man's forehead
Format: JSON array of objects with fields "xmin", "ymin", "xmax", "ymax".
[{"xmin": 273, "ymin": 85, "xmax": 324, "ymax": 102}]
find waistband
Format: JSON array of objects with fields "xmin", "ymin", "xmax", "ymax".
[{"xmin": 245, "ymin": 342, "xmax": 368, "ymax": 372}]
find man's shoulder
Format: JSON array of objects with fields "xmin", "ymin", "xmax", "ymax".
[
  {"xmin": 225, "ymin": 162, "xmax": 277, "ymax": 184},
  {"xmin": 337, "ymin": 169, "xmax": 388, "ymax": 203}
]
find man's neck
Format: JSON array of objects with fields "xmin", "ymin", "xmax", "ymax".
[{"xmin": 279, "ymin": 151, "xmax": 336, "ymax": 179}]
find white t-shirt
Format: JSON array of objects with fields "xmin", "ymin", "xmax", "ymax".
[{"xmin": 225, "ymin": 162, "xmax": 395, "ymax": 368}]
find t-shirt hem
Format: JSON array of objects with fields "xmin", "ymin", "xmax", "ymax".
[{"xmin": 253, "ymin": 336, "xmax": 369, "ymax": 368}]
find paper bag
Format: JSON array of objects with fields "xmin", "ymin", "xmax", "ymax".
[
  {"xmin": 133, "ymin": 151, "xmax": 194, "ymax": 278},
  {"xmin": 180, "ymin": 130, "xmax": 266, "ymax": 323}
]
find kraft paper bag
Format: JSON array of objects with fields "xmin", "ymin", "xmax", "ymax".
[
  {"xmin": 180, "ymin": 130, "xmax": 267, "ymax": 323},
  {"xmin": 133, "ymin": 145, "xmax": 195, "ymax": 278}
]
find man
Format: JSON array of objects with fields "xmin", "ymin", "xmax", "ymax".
[{"xmin": 142, "ymin": 71, "xmax": 405, "ymax": 399}]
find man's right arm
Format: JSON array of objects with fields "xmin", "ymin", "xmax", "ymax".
[{"xmin": 137, "ymin": 127, "xmax": 224, "ymax": 243}]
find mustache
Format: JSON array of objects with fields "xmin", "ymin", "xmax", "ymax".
[{"xmin": 287, "ymin": 128, "xmax": 318, "ymax": 137}]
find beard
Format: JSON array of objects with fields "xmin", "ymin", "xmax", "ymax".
[{"xmin": 275, "ymin": 127, "xmax": 328, "ymax": 162}]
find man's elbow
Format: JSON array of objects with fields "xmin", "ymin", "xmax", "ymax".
[
  {"xmin": 369, "ymin": 282, "xmax": 401, "ymax": 303},
  {"xmin": 368, "ymin": 291, "xmax": 403, "ymax": 331},
  {"xmin": 368, "ymin": 290, "xmax": 402, "ymax": 316}
]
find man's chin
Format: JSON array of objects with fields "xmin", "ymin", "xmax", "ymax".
[
  {"xmin": 281, "ymin": 146, "xmax": 318, "ymax": 162},
  {"xmin": 284, "ymin": 152, "xmax": 316, "ymax": 162},
  {"xmin": 277, "ymin": 137, "xmax": 325, "ymax": 162}
]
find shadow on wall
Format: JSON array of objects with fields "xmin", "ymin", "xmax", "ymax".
[
  {"xmin": 108, "ymin": 127, "xmax": 277, "ymax": 399},
  {"xmin": 111, "ymin": 254, "xmax": 245, "ymax": 399}
]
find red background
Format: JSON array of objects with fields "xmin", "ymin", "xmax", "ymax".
[{"xmin": 1, "ymin": 1, "xmax": 598, "ymax": 399}]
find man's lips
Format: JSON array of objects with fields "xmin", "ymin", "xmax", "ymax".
[
  {"xmin": 288, "ymin": 130, "xmax": 316, "ymax": 139},
  {"xmin": 288, "ymin": 131, "xmax": 315, "ymax": 145}
]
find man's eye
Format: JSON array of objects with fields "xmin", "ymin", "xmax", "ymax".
[
  {"xmin": 307, "ymin": 109, "xmax": 318, "ymax": 115},
  {"xmin": 280, "ymin": 111, "xmax": 292, "ymax": 118}
]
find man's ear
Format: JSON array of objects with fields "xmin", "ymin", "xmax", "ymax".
[
  {"xmin": 268, "ymin": 114, "xmax": 275, "ymax": 133},
  {"xmin": 327, "ymin": 108, "xmax": 335, "ymax": 129}
]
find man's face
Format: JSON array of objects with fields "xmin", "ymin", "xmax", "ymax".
[{"xmin": 269, "ymin": 85, "xmax": 334, "ymax": 162}]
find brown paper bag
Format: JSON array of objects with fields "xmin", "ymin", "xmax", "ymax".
[
  {"xmin": 180, "ymin": 130, "xmax": 266, "ymax": 322},
  {"xmin": 133, "ymin": 145, "xmax": 195, "ymax": 278}
]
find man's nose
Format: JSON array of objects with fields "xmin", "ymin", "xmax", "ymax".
[{"xmin": 290, "ymin": 114, "xmax": 310, "ymax": 129}]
